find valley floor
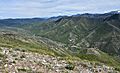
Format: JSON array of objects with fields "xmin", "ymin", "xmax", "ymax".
[{"xmin": 0, "ymin": 47, "xmax": 119, "ymax": 73}]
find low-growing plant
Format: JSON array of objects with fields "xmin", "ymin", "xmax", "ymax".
[{"xmin": 65, "ymin": 63, "xmax": 75, "ymax": 70}]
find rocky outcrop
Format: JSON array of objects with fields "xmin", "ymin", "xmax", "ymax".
[{"xmin": 0, "ymin": 47, "xmax": 119, "ymax": 73}]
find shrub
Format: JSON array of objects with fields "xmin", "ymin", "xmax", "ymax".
[
  {"xmin": 18, "ymin": 68, "xmax": 27, "ymax": 72},
  {"xmin": 20, "ymin": 55, "xmax": 25, "ymax": 58},
  {"xmin": 65, "ymin": 64, "xmax": 75, "ymax": 70}
]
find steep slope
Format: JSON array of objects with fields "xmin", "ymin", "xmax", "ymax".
[
  {"xmin": 17, "ymin": 13, "xmax": 120, "ymax": 56},
  {"xmin": 0, "ymin": 27, "xmax": 59, "ymax": 56},
  {"xmin": 0, "ymin": 11, "xmax": 120, "ymax": 72}
]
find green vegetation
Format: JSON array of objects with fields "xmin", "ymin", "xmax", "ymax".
[
  {"xmin": 17, "ymin": 68, "xmax": 29, "ymax": 72},
  {"xmin": 0, "ymin": 53, "xmax": 4, "ymax": 58},
  {"xmin": 0, "ymin": 48, "xmax": 3, "ymax": 58},
  {"xmin": 0, "ymin": 31, "xmax": 120, "ymax": 71},
  {"xmin": 0, "ymin": 13, "xmax": 120, "ymax": 72},
  {"xmin": 65, "ymin": 64, "xmax": 75, "ymax": 70},
  {"xmin": 75, "ymin": 49, "xmax": 120, "ymax": 71},
  {"xmin": 0, "ymin": 34, "xmax": 57, "ymax": 56}
]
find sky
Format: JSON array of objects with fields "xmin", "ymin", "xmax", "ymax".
[{"xmin": 0, "ymin": 0, "xmax": 120, "ymax": 19}]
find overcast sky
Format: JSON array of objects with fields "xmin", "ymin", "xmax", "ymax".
[{"xmin": 0, "ymin": 0, "xmax": 120, "ymax": 18}]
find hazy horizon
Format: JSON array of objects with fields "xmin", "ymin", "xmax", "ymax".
[{"xmin": 0, "ymin": 0, "xmax": 120, "ymax": 19}]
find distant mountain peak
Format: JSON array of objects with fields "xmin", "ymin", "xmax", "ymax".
[
  {"xmin": 109, "ymin": 10, "xmax": 120, "ymax": 14},
  {"xmin": 117, "ymin": 10, "xmax": 120, "ymax": 13}
]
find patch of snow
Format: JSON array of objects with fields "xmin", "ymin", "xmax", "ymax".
[{"xmin": 118, "ymin": 10, "xmax": 120, "ymax": 13}]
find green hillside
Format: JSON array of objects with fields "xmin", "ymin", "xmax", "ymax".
[{"xmin": 0, "ymin": 12, "xmax": 120, "ymax": 72}]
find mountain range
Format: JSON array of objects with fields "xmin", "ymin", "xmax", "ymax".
[{"xmin": 0, "ymin": 10, "xmax": 120, "ymax": 71}]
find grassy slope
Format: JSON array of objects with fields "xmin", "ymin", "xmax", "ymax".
[
  {"xmin": 18, "ymin": 15, "xmax": 120, "ymax": 56},
  {"xmin": 14, "ymin": 17, "xmax": 120, "ymax": 71},
  {"xmin": 1, "ymin": 17, "xmax": 120, "ymax": 71},
  {"xmin": 0, "ymin": 32, "xmax": 120, "ymax": 71},
  {"xmin": 0, "ymin": 34, "xmax": 57, "ymax": 56}
]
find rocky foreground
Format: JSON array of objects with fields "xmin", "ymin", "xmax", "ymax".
[{"xmin": 0, "ymin": 47, "xmax": 119, "ymax": 73}]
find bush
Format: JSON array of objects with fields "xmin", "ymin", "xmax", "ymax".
[
  {"xmin": 18, "ymin": 68, "xmax": 27, "ymax": 72},
  {"xmin": 115, "ymin": 67, "xmax": 120, "ymax": 71},
  {"xmin": 65, "ymin": 64, "xmax": 75, "ymax": 70},
  {"xmin": 20, "ymin": 55, "xmax": 25, "ymax": 58}
]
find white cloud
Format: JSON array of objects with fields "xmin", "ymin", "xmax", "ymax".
[{"xmin": 0, "ymin": 0, "xmax": 120, "ymax": 18}]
